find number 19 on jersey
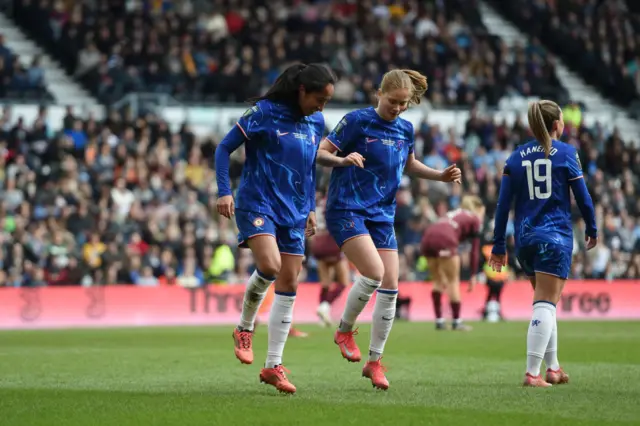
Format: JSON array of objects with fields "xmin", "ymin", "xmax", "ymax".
[{"xmin": 522, "ymin": 159, "xmax": 552, "ymax": 200}]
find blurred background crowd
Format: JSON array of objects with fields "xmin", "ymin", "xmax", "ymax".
[
  {"xmin": 13, "ymin": 0, "xmax": 569, "ymax": 106},
  {"xmin": 0, "ymin": 0, "xmax": 638, "ymax": 287},
  {"xmin": 0, "ymin": 33, "xmax": 49, "ymax": 101}
]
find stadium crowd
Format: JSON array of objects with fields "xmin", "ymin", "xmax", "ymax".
[
  {"xmin": 487, "ymin": 0, "xmax": 640, "ymax": 107},
  {"xmin": 0, "ymin": 102, "xmax": 638, "ymax": 288},
  {"xmin": 0, "ymin": 0, "xmax": 637, "ymax": 287},
  {"xmin": 0, "ymin": 33, "xmax": 50, "ymax": 101},
  {"xmin": 12, "ymin": 0, "xmax": 568, "ymax": 106}
]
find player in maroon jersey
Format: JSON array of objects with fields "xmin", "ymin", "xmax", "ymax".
[
  {"xmin": 309, "ymin": 195, "xmax": 350, "ymax": 326},
  {"xmin": 420, "ymin": 195, "xmax": 485, "ymax": 331}
]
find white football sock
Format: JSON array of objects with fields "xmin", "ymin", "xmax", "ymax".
[
  {"xmin": 238, "ymin": 270, "xmax": 275, "ymax": 331},
  {"xmin": 544, "ymin": 309, "xmax": 560, "ymax": 371},
  {"xmin": 369, "ymin": 289, "xmax": 397, "ymax": 361},
  {"xmin": 339, "ymin": 275, "xmax": 382, "ymax": 332},
  {"xmin": 526, "ymin": 301, "xmax": 556, "ymax": 376},
  {"xmin": 265, "ymin": 292, "xmax": 296, "ymax": 368}
]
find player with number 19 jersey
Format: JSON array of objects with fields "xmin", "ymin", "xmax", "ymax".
[{"xmin": 492, "ymin": 139, "xmax": 597, "ymax": 279}]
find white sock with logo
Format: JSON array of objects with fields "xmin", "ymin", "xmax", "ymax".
[
  {"xmin": 238, "ymin": 270, "xmax": 275, "ymax": 331},
  {"xmin": 369, "ymin": 289, "xmax": 398, "ymax": 362},
  {"xmin": 265, "ymin": 292, "xmax": 296, "ymax": 369},
  {"xmin": 526, "ymin": 301, "xmax": 556, "ymax": 376}
]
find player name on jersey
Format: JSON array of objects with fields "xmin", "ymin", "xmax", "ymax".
[{"xmin": 519, "ymin": 145, "xmax": 558, "ymax": 157}]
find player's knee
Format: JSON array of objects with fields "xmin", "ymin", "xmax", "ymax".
[
  {"xmin": 432, "ymin": 282, "xmax": 445, "ymax": 292},
  {"xmin": 363, "ymin": 262, "xmax": 384, "ymax": 282},
  {"xmin": 380, "ymin": 276, "xmax": 398, "ymax": 290},
  {"xmin": 275, "ymin": 263, "xmax": 301, "ymax": 293},
  {"xmin": 256, "ymin": 257, "xmax": 281, "ymax": 279}
]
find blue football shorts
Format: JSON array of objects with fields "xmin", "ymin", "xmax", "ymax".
[
  {"xmin": 516, "ymin": 243, "xmax": 573, "ymax": 280},
  {"xmin": 325, "ymin": 210, "xmax": 397, "ymax": 250},
  {"xmin": 236, "ymin": 210, "xmax": 305, "ymax": 256}
]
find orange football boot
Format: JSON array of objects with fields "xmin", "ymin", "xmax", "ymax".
[
  {"xmin": 334, "ymin": 328, "xmax": 361, "ymax": 362},
  {"xmin": 260, "ymin": 365, "xmax": 296, "ymax": 394},
  {"xmin": 523, "ymin": 373, "xmax": 552, "ymax": 387},
  {"xmin": 289, "ymin": 327, "xmax": 309, "ymax": 338},
  {"xmin": 546, "ymin": 367, "xmax": 569, "ymax": 385},
  {"xmin": 362, "ymin": 359, "xmax": 389, "ymax": 390},
  {"xmin": 232, "ymin": 328, "xmax": 254, "ymax": 364}
]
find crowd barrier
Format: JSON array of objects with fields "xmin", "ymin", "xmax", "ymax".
[{"xmin": 0, "ymin": 281, "xmax": 637, "ymax": 329}]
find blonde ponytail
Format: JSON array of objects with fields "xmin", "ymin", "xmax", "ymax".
[
  {"xmin": 401, "ymin": 69, "xmax": 428, "ymax": 104},
  {"xmin": 527, "ymin": 100, "xmax": 561, "ymax": 158}
]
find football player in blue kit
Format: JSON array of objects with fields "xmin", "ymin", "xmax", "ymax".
[
  {"xmin": 316, "ymin": 69, "xmax": 462, "ymax": 390},
  {"xmin": 215, "ymin": 63, "xmax": 336, "ymax": 394},
  {"xmin": 489, "ymin": 100, "xmax": 598, "ymax": 387}
]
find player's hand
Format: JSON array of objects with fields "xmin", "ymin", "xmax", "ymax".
[
  {"xmin": 341, "ymin": 152, "xmax": 365, "ymax": 168},
  {"xmin": 440, "ymin": 164, "xmax": 462, "ymax": 184},
  {"xmin": 489, "ymin": 254, "xmax": 506, "ymax": 272},
  {"xmin": 305, "ymin": 212, "xmax": 317, "ymax": 237},
  {"xmin": 216, "ymin": 195, "xmax": 235, "ymax": 219},
  {"xmin": 585, "ymin": 235, "xmax": 598, "ymax": 251}
]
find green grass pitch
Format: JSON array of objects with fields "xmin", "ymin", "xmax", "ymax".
[{"xmin": 1, "ymin": 321, "xmax": 639, "ymax": 425}]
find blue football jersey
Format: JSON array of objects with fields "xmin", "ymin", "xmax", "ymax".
[
  {"xmin": 501, "ymin": 139, "xmax": 585, "ymax": 249},
  {"xmin": 234, "ymin": 100, "xmax": 323, "ymax": 227},
  {"xmin": 325, "ymin": 107, "xmax": 415, "ymax": 222}
]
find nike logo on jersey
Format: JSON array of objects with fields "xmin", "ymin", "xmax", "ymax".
[
  {"xmin": 366, "ymin": 137, "xmax": 378, "ymax": 143},
  {"xmin": 276, "ymin": 130, "xmax": 289, "ymax": 137}
]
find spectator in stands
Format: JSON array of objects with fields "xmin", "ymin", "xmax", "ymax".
[
  {"xmin": 487, "ymin": 0, "xmax": 640, "ymax": 107},
  {"xmin": 0, "ymin": 32, "xmax": 51, "ymax": 100},
  {"xmin": 12, "ymin": 0, "xmax": 567, "ymax": 106}
]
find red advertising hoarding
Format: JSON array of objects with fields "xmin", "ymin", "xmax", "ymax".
[{"xmin": 0, "ymin": 281, "xmax": 637, "ymax": 329}]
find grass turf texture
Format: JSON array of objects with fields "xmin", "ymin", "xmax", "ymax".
[{"xmin": 0, "ymin": 321, "xmax": 639, "ymax": 426}]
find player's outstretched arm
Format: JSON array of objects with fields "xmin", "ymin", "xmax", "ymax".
[{"xmin": 404, "ymin": 153, "xmax": 461, "ymax": 183}]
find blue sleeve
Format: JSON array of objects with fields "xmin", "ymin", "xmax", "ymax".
[
  {"xmin": 492, "ymin": 163, "xmax": 513, "ymax": 255},
  {"xmin": 236, "ymin": 104, "xmax": 267, "ymax": 140},
  {"xmin": 309, "ymin": 120, "xmax": 322, "ymax": 213},
  {"xmin": 215, "ymin": 125, "xmax": 246, "ymax": 197},
  {"xmin": 215, "ymin": 104, "xmax": 269, "ymax": 197},
  {"xmin": 566, "ymin": 147, "xmax": 597, "ymax": 237},
  {"xmin": 570, "ymin": 177, "xmax": 598, "ymax": 238},
  {"xmin": 566, "ymin": 146, "xmax": 583, "ymax": 180},
  {"xmin": 407, "ymin": 122, "xmax": 415, "ymax": 155},
  {"xmin": 326, "ymin": 112, "xmax": 358, "ymax": 152},
  {"xmin": 310, "ymin": 154, "xmax": 317, "ymax": 213}
]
